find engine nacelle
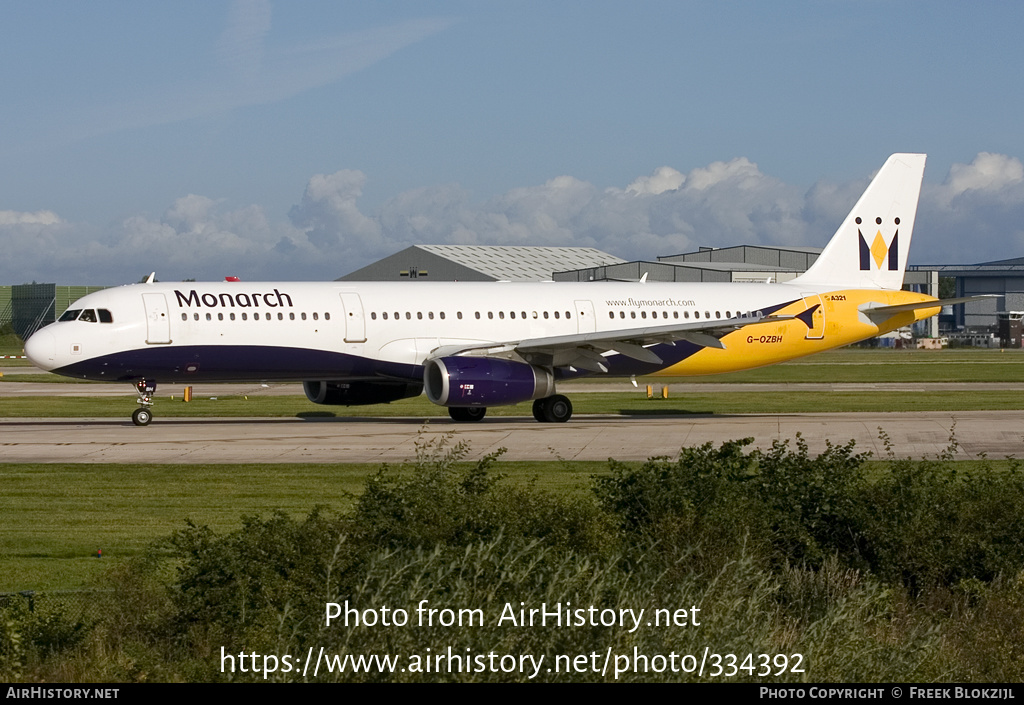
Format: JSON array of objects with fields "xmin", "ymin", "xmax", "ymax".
[
  {"xmin": 303, "ymin": 380, "xmax": 423, "ymax": 406},
  {"xmin": 423, "ymin": 357, "xmax": 555, "ymax": 407}
]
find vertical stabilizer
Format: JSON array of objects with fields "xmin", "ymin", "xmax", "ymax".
[{"xmin": 794, "ymin": 153, "xmax": 926, "ymax": 290}]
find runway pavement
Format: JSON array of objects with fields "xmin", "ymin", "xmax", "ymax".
[
  {"xmin": 3, "ymin": 366, "xmax": 1022, "ymax": 463},
  {"xmin": 2, "ymin": 410, "xmax": 1021, "ymax": 464}
]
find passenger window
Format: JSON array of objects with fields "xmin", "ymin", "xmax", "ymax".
[
  {"xmin": 242, "ymin": 313, "xmax": 248, "ymax": 320},
  {"xmin": 277, "ymin": 312, "xmax": 283, "ymax": 320},
  {"xmin": 218, "ymin": 313, "xmax": 224, "ymax": 321},
  {"xmin": 440, "ymin": 312, "xmax": 446, "ymax": 320},
  {"xmin": 289, "ymin": 313, "xmax": 295, "ymax": 320},
  {"xmin": 499, "ymin": 311, "xmax": 505, "ymax": 319},
  {"xmin": 417, "ymin": 312, "xmax": 423, "ymax": 320},
  {"xmin": 371, "ymin": 312, "xmax": 377, "ymax": 320},
  {"xmin": 554, "ymin": 311, "xmax": 560, "ymax": 319},
  {"xmin": 510, "ymin": 311, "xmax": 515, "ymax": 319},
  {"xmin": 206, "ymin": 313, "xmax": 211, "ymax": 321},
  {"xmin": 181, "ymin": 313, "xmax": 187, "ymax": 321},
  {"xmin": 324, "ymin": 312, "xmax": 330, "ymax": 321},
  {"xmin": 488, "ymin": 312, "xmax": 494, "ymax": 320},
  {"xmin": 313, "ymin": 312, "xmax": 319, "ymax": 321},
  {"xmin": 543, "ymin": 312, "xmax": 549, "ymax": 319},
  {"xmin": 254, "ymin": 313, "xmax": 260, "ymax": 320},
  {"xmin": 230, "ymin": 313, "xmax": 236, "ymax": 321},
  {"xmin": 301, "ymin": 313, "xmax": 307, "ymax": 320}
]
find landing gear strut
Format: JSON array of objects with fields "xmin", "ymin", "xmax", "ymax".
[
  {"xmin": 449, "ymin": 406, "xmax": 487, "ymax": 422},
  {"xmin": 132, "ymin": 380, "xmax": 156, "ymax": 426},
  {"xmin": 533, "ymin": 394, "xmax": 572, "ymax": 423}
]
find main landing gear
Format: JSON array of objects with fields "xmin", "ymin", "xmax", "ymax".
[
  {"xmin": 132, "ymin": 379, "xmax": 156, "ymax": 426},
  {"xmin": 449, "ymin": 406, "xmax": 487, "ymax": 422},
  {"xmin": 446, "ymin": 394, "xmax": 574, "ymax": 423},
  {"xmin": 532, "ymin": 394, "xmax": 572, "ymax": 423}
]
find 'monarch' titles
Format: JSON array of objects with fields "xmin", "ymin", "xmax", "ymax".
[{"xmin": 174, "ymin": 289, "xmax": 294, "ymax": 309}]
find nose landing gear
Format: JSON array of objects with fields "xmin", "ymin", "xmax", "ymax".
[{"xmin": 132, "ymin": 380, "xmax": 156, "ymax": 426}]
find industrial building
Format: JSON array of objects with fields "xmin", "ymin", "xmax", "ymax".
[
  {"xmin": 552, "ymin": 245, "xmax": 822, "ymax": 284},
  {"xmin": 909, "ymin": 257, "xmax": 1024, "ymax": 332},
  {"xmin": 340, "ymin": 245, "xmax": 626, "ymax": 282},
  {"xmin": 0, "ymin": 284, "xmax": 108, "ymax": 341}
]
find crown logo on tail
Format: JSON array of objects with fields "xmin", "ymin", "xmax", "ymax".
[{"xmin": 857, "ymin": 216, "xmax": 900, "ymax": 271}]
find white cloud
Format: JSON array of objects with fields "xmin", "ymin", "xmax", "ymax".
[
  {"xmin": 6, "ymin": 152, "xmax": 1024, "ymax": 283},
  {"xmin": 918, "ymin": 153, "xmax": 1024, "ymax": 263},
  {"xmin": 944, "ymin": 152, "xmax": 1023, "ymax": 196},
  {"xmin": 288, "ymin": 170, "xmax": 384, "ymax": 254},
  {"xmin": 626, "ymin": 166, "xmax": 685, "ymax": 195},
  {"xmin": 0, "ymin": 210, "xmax": 62, "ymax": 226}
]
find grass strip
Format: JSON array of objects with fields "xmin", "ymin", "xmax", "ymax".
[{"xmin": 0, "ymin": 460, "xmax": 602, "ymax": 592}]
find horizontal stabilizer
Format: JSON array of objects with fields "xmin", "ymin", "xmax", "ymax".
[{"xmin": 858, "ymin": 295, "xmax": 997, "ymax": 323}]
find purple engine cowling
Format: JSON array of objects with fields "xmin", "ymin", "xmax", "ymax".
[
  {"xmin": 424, "ymin": 357, "xmax": 555, "ymax": 407},
  {"xmin": 303, "ymin": 380, "xmax": 423, "ymax": 406}
]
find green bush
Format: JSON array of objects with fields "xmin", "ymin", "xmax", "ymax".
[
  {"xmin": 15, "ymin": 434, "xmax": 1024, "ymax": 681},
  {"xmin": 593, "ymin": 436, "xmax": 873, "ymax": 573},
  {"xmin": 864, "ymin": 457, "xmax": 1024, "ymax": 589}
]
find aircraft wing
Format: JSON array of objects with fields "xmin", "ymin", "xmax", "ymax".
[{"xmin": 427, "ymin": 312, "xmax": 793, "ymax": 373}]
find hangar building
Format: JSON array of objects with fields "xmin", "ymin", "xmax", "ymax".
[{"xmin": 340, "ymin": 245, "xmax": 625, "ymax": 282}]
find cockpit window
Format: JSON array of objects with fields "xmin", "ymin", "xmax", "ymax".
[
  {"xmin": 78, "ymin": 309, "xmax": 98, "ymax": 323},
  {"xmin": 59, "ymin": 309, "xmax": 82, "ymax": 322},
  {"xmin": 98, "ymin": 309, "xmax": 113, "ymax": 323}
]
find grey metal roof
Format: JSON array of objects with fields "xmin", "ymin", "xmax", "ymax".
[
  {"xmin": 909, "ymin": 264, "xmax": 1024, "ymax": 273},
  {"xmin": 416, "ymin": 245, "xmax": 626, "ymax": 281}
]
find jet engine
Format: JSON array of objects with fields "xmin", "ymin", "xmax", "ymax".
[
  {"xmin": 303, "ymin": 380, "xmax": 423, "ymax": 406},
  {"xmin": 423, "ymin": 356, "xmax": 555, "ymax": 407}
]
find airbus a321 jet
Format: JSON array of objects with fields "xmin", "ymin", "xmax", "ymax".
[{"xmin": 25, "ymin": 153, "xmax": 965, "ymax": 425}]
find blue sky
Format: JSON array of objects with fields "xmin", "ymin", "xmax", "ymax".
[{"xmin": 3, "ymin": 1, "xmax": 1024, "ymax": 284}]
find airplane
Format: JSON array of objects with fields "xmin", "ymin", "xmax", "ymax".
[{"xmin": 24, "ymin": 153, "xmax": 970, "ymax": 426}]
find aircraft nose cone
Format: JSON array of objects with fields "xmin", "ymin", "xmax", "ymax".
[{"xmin": 24, "ymin": 329, "xmax": 56, "ymax": 369}]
